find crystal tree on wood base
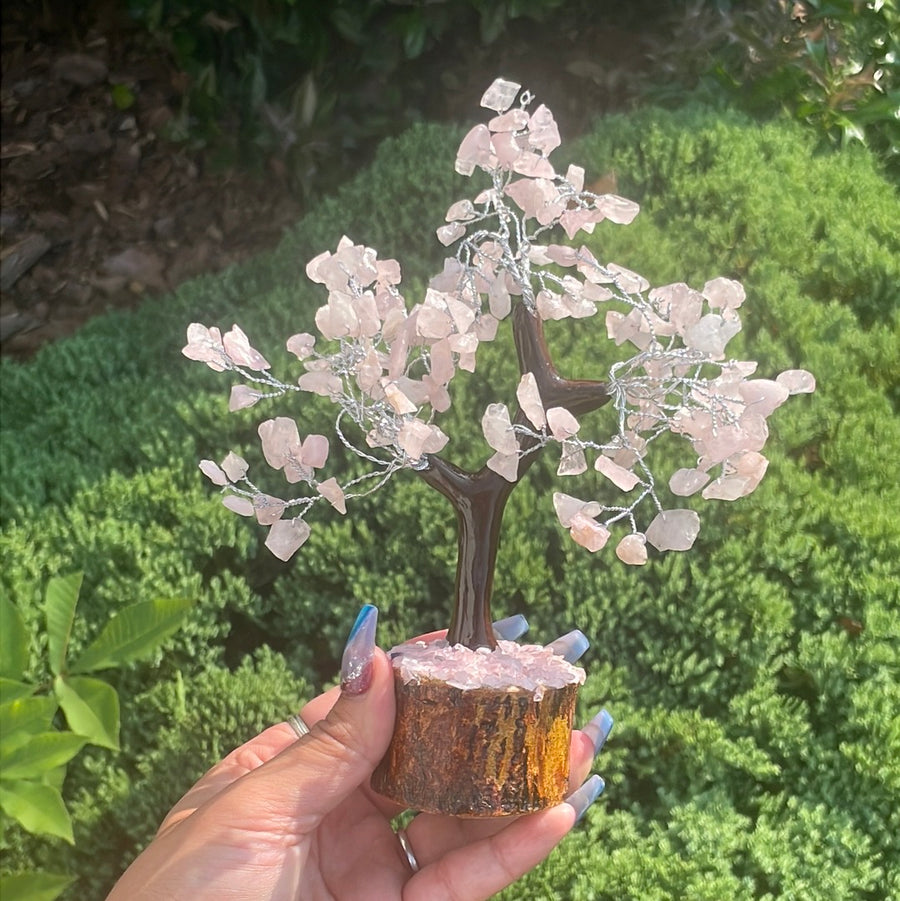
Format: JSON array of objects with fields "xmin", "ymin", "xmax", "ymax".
[{"xmin": 183, "ymin": 78, "xmax": 814, "ymax": 816}]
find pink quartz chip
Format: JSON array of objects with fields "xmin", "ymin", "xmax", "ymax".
[
  {"xmin": 702, "ymin": 276, "xmax": 746, "ymax": 310},
  {"xmin": 301, "ymin": 434, "xmax": 329, "ymax": 469},
  {"xmin": 317, "ymin": 477, "xmax": 347, "ymax": 514},
  {"xmin": 252, "ymin": 494, "xmax": 286, "ymax": 525},
  {"xmin": 265, "ymin": 518, "xmax": 311, "ymax": 561},
  {"xmin": 297, "ymin": 370, "xmax": 342, "ymax": 397},
  {"xmin": 526, "ymin": 104, "xmax": 561, "ymax": 155},
  {"xmin": 596, "ymin": 194, "xmax": 640, "ymax": 225},
  {"xmin": 445, "ymin": 200, "xmax": 476, "ymax": 222},
  {"xmin": 487, "ymin": 451, "xmax": 520, "ymax": 482},
  {"xmin": 516, "ymin": 372, "xmax": 546, "ymax": 429},
  {"xmin": 223, "ymin": 495, "xmax": 254, "ymax": 517},
  {"xmin": 482, "ymin": 403, "xmax": 518, "ymax": 455},
  {"xmin": 557, "ymin": 440, "xmax": 587, "ymax": 477},
  {"xmin": 739, "ymin": 379, "xmax": 790, "ymax": 416},
  {"xmin": 615, "ymin": 533, "xmax": 648, "ymax": 565},
  {"xmin": 547, "ymin": 406, "xmax": 580, "ymax": 440},
  {"xmin": 776, "ymin": 369, "xmax": 816, "ymax": 394},
  {"xmin": 645, "ymin": 509, "xmax": 701, "ymax": 552},
  {"xmin": 594, "ymin": 455, "xmax": 640, "ymax": 491},
  {"xmin": 488, "ymin": 108, "xmax": 529, "ymax": 132},
  {"xmin": 669, "ymin": 468, "xmax": 711, "ymax": 497},
  {"xmin": 286, "ymin": 332, "xmax": 316, "ymax": 360},
  {"xmin": 552, "ymin": 492, "xmax": 601, "ymax": 527},
  {"xmin": 569, "ymin": 512, "xmax": 610, "ymax": 552},
  {"xmin": 229, "ymin": 384, "xmax": 262, "ymax": 411},
  {"xmin": 455, "ymin": 124, "xmax": 494, "ymax": 176},
  {"xmin": 436, "ymin": 222, "xmax": 466, "ymax": 246},
  {"xmin": 182, "ymin": 323, "xmax": 227, "ymax": 371},
  {"xmin": 199, "ymin": 459, "xmax": 228, "ymax": 486},
  {"xmin": 222, "ymin": 324, "xmax": 270, "ymax": 371},
  {"xmin": 221, "ymin": 451, "xmax": 249, "ymax": 481}
]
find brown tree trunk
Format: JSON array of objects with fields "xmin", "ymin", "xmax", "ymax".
[{"xmin": 418, "ymin": 303, "xmax": 611, "ymax": 649}]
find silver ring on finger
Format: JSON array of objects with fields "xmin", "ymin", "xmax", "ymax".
[
  {"xmin": 397, "ymin": 828, "xmax": 420, "ymax": 873},
  {"xmin": 286, "ymin": 713, "xmax": 311, "ymax": 739}
]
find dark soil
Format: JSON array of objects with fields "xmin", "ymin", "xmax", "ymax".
[{"xmin": 1, "ymin": 3, "xmax": 655, "ymax": 359}]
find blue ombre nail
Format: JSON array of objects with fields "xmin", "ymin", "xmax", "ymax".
[
  {"xmin": 341, "ymin": 604, "xmax": 378, "ymax": 696},
  {"xmin": 547, "ymin": 629, "xmax": 590, "ymax": 664},
  {"xmin": 582, "ymin": 709, "xmax": 614, "ymax": 756},
  {"xmin": 566, "ymin": 774, "xmax": 605, "ymax": 823},
  {"xmin": 492, "ymin": 614, "xmax": 529, "ymax": 641}
]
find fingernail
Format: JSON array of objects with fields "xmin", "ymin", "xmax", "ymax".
[
  {"xmin": 493, "ymin": 614, "xmax": 529, "ymax": 641},
  {"xmin": 566, "ymin": 774, "xmax": 605, "ymax": 823},
  {"xmin": 547, "ymin": 629, "xmax": 590, "ymax": 663},
  {"xmin": 341, "ymin": 604, "xmax": 378, "ymax": 696},
  {"xmin": 582, "ymin": 709, "xmax": 614, "ymax": 756}
]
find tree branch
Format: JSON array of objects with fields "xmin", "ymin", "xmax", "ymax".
[{"xmin": 417, "ymin": 302, "xmax": 613, "ymax": 649}]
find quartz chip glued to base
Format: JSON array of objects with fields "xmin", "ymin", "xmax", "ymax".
[{"xmin": 390, "ymin": 638, "xmax": 585, "ymax": 701}]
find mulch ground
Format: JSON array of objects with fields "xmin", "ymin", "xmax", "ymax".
[
  {"xmin": 1, "ymin": 6, "xmax": 304, "ymax": 358},
  {"xmin": 1, "ymin": 3, "xmax": 653, "ymax": 360}
]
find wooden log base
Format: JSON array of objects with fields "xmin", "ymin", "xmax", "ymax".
[{"xmin": 371, "ymin": 641, "xmax": 583, "ymax": 816}]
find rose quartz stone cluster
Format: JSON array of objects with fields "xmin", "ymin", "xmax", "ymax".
[{"xmin": 390, "ymin": 638, "xmax": 585, "ymax": 701}]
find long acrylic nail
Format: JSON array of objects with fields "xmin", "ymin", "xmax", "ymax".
[
  {"xmin": 582, "ymin": 709, "xmax": 614, "ymax": 756},
  {"xmin": 566, "ymin": 774, "xmax": 605, "ymax": 823},
  {"xmin": 493, "ymin": 614, "xmax": 529, "ymax": 641},
  {"xmin": 341, "ymin": 604, "xmax": 378, "ymax": 696},
  {"xmin": 547, "ymin": 629, "xmax": 590, "ymax": 663}
]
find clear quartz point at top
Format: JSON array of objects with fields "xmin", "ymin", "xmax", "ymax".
[{"xmin": 480, "ymin": 78, "xmax": 522, "ymax": 113}]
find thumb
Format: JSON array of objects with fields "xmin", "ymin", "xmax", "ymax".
[{"xmin": 214, "ymin": 605, "xmax": 396, "ymax": 832}]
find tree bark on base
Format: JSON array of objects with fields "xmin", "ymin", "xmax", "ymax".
[{"xmin": 371, "ymin": 664, "xmax": 579, "ymax": 816}]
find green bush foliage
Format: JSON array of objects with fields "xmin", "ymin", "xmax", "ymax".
[
  {"xmin": 645, "ymin": 0, "xmax": 900, "ymax": 178},
  {"xmin": 1, "ymin": 106, "xmax": 898, "ymax": 898}
]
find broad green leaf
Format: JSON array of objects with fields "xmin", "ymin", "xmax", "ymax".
[
  {"xmin": 0, "ymin": 697, "xmax": 59, "ymax": 755},
  {"xmin": 0, "ymin": 678, "xmax": 35, "ymax": 704},
  {"xmin": 0, "ymin": 597, "xmax": 29, "ymax": 679},
  {"xmin": 54, "ymin": 674, "xmax": 120, "ymax": 750},
  {"xmin": 0, "ymin": 872, "xmax": 75, "ymax": 901},
  {"xmin": 71, "ymin": 597, "xmax": 193, "ymax": 673},
  {"xmin": 44, "ymin": 572, "xmax": 83, "ymax": 677},
  {"xmin": 0, "ymin": 780, "xmax": 73, "ymax": 843},
  {"xmin": 1, "ymin": 732, "xmax": 88, "ymax": 779},
  {"xmin": 42, "ymin": 765, "xmax": 67, "ymax": 793}
]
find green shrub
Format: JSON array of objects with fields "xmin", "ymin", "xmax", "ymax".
[
  {"xmin": 1, "ymin": 106, "xmax": 898, "ymax": 898},
  {"xmin": 643, "ymin": 0, "xmax": 900, "ymax": 178}
]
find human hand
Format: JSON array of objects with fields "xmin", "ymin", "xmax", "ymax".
[{"xmin": 106, "ymin": 608, "xmax": 613, "ymax": 901}]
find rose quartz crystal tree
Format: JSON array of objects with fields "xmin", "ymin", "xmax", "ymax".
[{"xmin": 184, "ymin": 78, "xmax": 814, "ymax": 651}]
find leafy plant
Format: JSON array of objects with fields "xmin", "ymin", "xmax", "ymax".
[
  {"xmin": 122, "ymin": 0, "xmax": 592, "ymax": 193},
  {"xmin": 645, "ymin": 0, "xmax": 900, "ymax": 175},
  {"xmin": 0, "ymin": 574, "xmax": 192, "ymax": 898}
]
